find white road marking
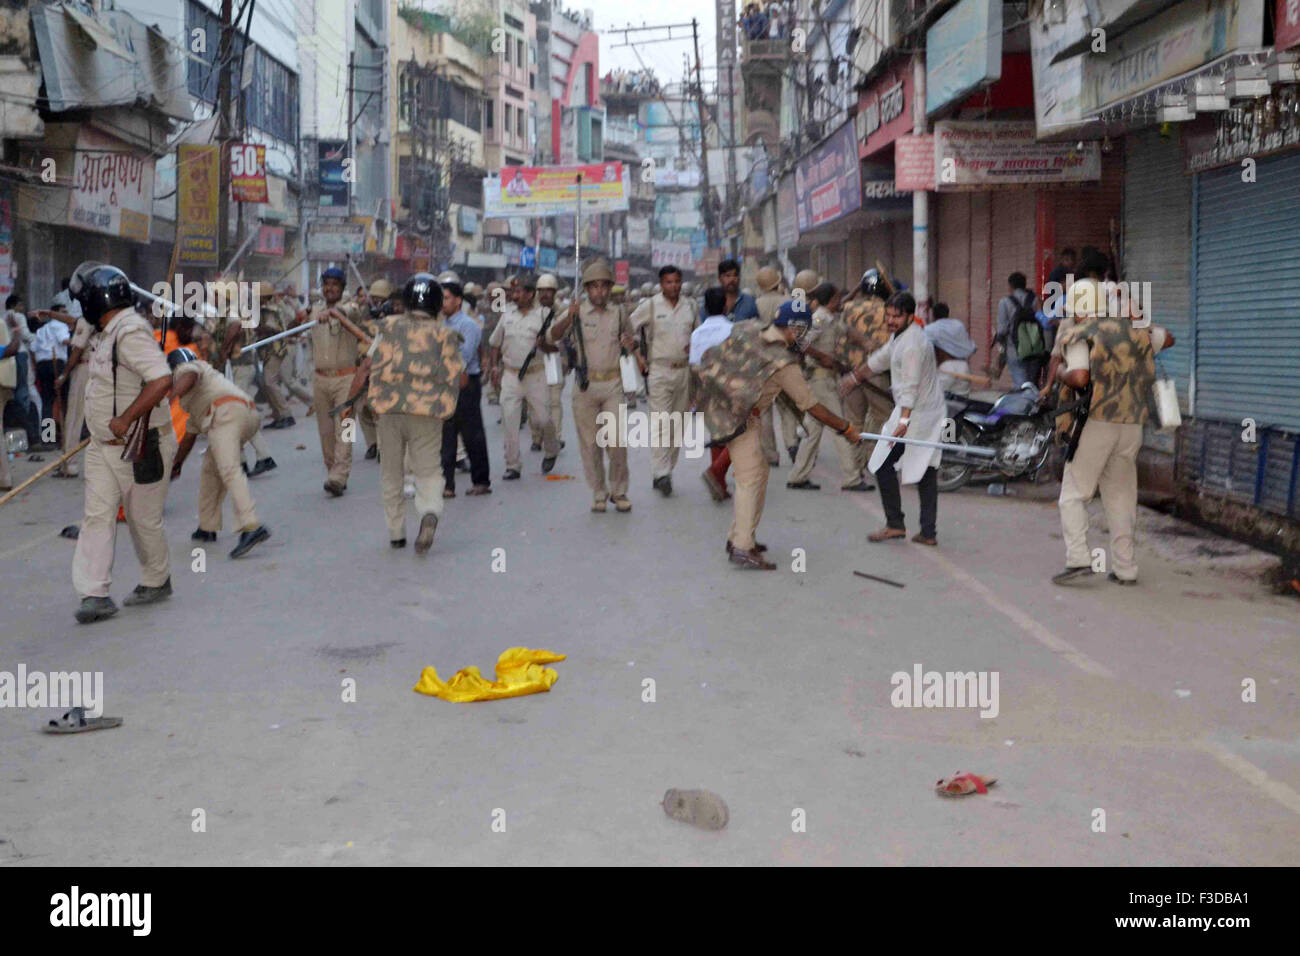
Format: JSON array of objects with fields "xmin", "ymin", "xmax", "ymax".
[
  {"xmin": 1196, "ymin": 739, "xmax": 1300, "ymax": 817},
  {"xmin": 0, "ymin": 528, "xmax": 62, "ymax": 562}
]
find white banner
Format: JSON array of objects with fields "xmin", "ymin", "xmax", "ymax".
[
  {"xmin": 69, "ymin": 128, "xmax": 155, "ymax": 243},
  {"xmin": 651, "ymin": 239, "xmax": 694, "ymax": 269},
  {"xmin": 933, "ymin": 121, "xmax": 1100, "ymax": 190}
]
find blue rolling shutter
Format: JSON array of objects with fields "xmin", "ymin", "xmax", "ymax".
[{"xmin": 1193, "ymin": 152, "xmax": 1300, "ymax": 431}]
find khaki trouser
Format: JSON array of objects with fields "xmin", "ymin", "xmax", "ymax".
[
  {"xmin": 501, "ymin": 369, "xmax": 557, "ymax": 470},
  {"xmin": 259, "ymin": 351, "xmax": 293, "ymax": 419},
  {"xmin": 789, "ymin": 372, "xmax": 860, "ymax": 486},
  {"xmin": 1059, "ymin": 420, "xmax": 1143, "ymax": 580},
  {"xmin": 73, "ymin": 428, "xmax": 178, "ymax": 598},
  {"xmin": 647, "ymin": 363, "xmax": 691, "ymax": 478},
  {"xmin": 60, "ymin": 363, "xmax": 89, "ymax": 475},
  {"xmin": 532, "ymin": 379, "xmax": 565, "ymax": 446},
  {"xmin": 313, "ymin": 372, "xmax": 355, "ymax": 485},
  {"xmin": 572, "ymin": 376, "xmax": 628, "ymax": 502},
  {"xmin": 230, "ymin": 363, "xmax": 271, "ymax": 460},
  {"xmin": 727, "ymin": 415, "xmax": 768, "ymax": 551},
  {"xmin": 761, "ymin": 393, "xmax": 804, "ymax": 461},
  {"xmin": 360, "ymin": 397, "xmax": 379, "ymax": 450},
  {"xmin": 378, "ymin": 412, "xmax": 444, "ymax": 539},
  {"xmin": 841, "ymin": 384, "xmax": 871, "ymax": 475},
  {"xmin": 0, "ymin": 386, "xmax": 12, "ymax": 487},
  {"xmin": 198, "ymin": 402, "xmax": 261, "ymax": 532}
]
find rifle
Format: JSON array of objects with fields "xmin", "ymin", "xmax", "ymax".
[
  {"xmin": 517, "ymin": 307, "xmax": 556, "ymax": 380},
  {"xmin": 571, "ymin": 304, "xmax": 590, "ymax": 391},
  {"xmin": 1061, "ymin": 385, "xmax": 1093, "ymax": 462}
]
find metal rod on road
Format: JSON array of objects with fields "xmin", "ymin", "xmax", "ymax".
[
  {"xmin": 0, "ymin": 439, "xmax": 90, "ymax": 507},
  {"xmin": 239, "ymin": 320, "xmax": 317, "ymax": 352}
]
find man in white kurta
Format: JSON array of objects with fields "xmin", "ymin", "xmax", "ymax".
[{"xmin": 852, "ymin": 293, "xmax": 945, "ymax": 544}]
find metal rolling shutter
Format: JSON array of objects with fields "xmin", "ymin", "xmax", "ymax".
[
  {"xmin": 1194, "ymin": 152, "xmax": 1300, "ymax": 431},
  {"xmin": 1124, "ymin": 130, "xmax": 1192, "ymax": 399}
]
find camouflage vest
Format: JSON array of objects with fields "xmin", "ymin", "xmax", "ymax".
[
  {"xmin": 839, "ymin": 296, "xmax": 890, "ymax": 370},
  {"xmin": 366, "ymin": 311, "xmax": 465, "ymax": 418},
  {"xmin": 696, "ymin": 320, "xmax": 798, "ymax": 445},
  {"xmin": 1061, "ymin": 317, "xmax": 1156, "ymax": 425}
]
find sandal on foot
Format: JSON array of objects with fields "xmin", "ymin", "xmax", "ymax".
[
  {"xmin": 868, "ymin": 527, "xmax": 907, "ymax": 543},
  {"xmin": 729, "ymin": 548, "xmax": 776, "ymax": 570},
  {"xmin": 662, "ymin": 788, "xmax": 729, "ymax": 830},
  {"xmin": 911, "ymin": 534, "xmax": 937, "ymax": 546},
  {"xmin": 935, "ymin": 771, "xmax": 997, "ymax": 797},
  {"xmin": 43, "ymin": 707, "xmax": 123, "ymax": 734}
]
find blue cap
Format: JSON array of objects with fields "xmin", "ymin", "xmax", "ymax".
[
  {"xmin": 321, "ymin": 267, "xmax": 346, "ymax": 281},
  {"xmin": 773, "ymin": 300, "xmax": 813, "ymax": 328}
]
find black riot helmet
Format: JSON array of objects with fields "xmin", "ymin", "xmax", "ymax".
[
  {"xmin": 69, "ymin": 263, "xmax": 134, "ymax": 325},
  {"xmin": 858, "ymin": 268, "xmax": 890, "ymax": 301},
  {"xmin": 167, "ymin": 347, "xmax": 198, "ymax": 369},
  {"xmin": 402, "ymin": 273, "xmax": 443, "ymax": 314}
]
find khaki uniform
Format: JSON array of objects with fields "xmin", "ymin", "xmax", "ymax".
[
  {"xmin": 263, "ymin": 301, "xmax": 313, "ymax": 406},
  {"xmin": 1057, "ymin": 317, "xmax": 1166, "ymax": 581},
  {"xmin": 72, "ymin": 309, "xmax": 177, "ymax": 598},
  {"xmin": 555, "ymin": 300, "xmax": 633, "ymax": 503},
  {"xmin": 840, "ymin": 295, "xmax": 892, "ymax": 472},
  {"xmin": 490, "ymin": 304, "xmax": 558, "ymax": 470},
  {"xmin": 697, "ymin": 322, "xmax": 818, "ymax": 550},
  {"xmin": 252, "ymin": 301, "xmax": 292, "ymax": 420},
  {"xmin": 58, "ymin": 317, "xmax": 98, "ymax": 476},
  {"xmin": 754, "ymin": 291, "xmax": 798, "ymax": 462},
  {"xmin": 630, "ymin": 292, "xmax": 696, "ymax": 478},
  {"xmin": 788, "ymin": 308, "xmax": 860, "ymax": 486},
  {"xmin": 367, "ymin": 310, "xmax": 465, "ymax": 539},
  {"xmin": 175, "ymin": 359, "xmax": 261, "ymax": 532},
  {"xmin": 309, "ymin": 300, "xmax": 366, "ymax": 486},
  {"xmin": 215, "ymin": 314, "xmax": 273, "ymax": 463}
]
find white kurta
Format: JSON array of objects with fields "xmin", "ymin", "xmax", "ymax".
[{"xmin": 867, "ymin": 321, "xmax": 946, "ymax": 484}]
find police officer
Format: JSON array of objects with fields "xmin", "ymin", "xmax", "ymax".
[
  {"xmin": 214, "ymin": 279, "xmax": 277, "ymax": 476},
  {"xmin": 533, "ymin": 273, "xmax": 568, "ymax": 450},
  {"xmin": 695, "ymin": 300, "xmax": 862, "ymax": 568},
  {"xmin": 1051, "ymin": 266, "xmax": 1174, "ymax": 586},
  {"xmin": 256, "ymin": 281, "xmax": 299, "ymax": 430},
  {"xmin": 289, "ymin": 266, "xmax": 370, "ymax": 496},
  {"xmin": 168, "ymin": 347, "xmax": 271, "ymax": 558},
  {"xmin": 630, "ymin": 264, "xmax": 697, "ymax": 496},
  {"xmin": 344, "ymin": 274, "xmax": 465, "ymax": 553},
  {"xmin": 753, "ymin": 266, "xmax": 789, "ymax": 467},
  {"xmin": 358, "ymin": 277, "xmax": 400, "ymax": 460},
  {"xmin": 837, "ymin": 267, "xmax": 894, "ymax": 483},
  {"xmin": 488, "ymin": 273, "xmax": 559, "ymax": 479},
  {"xmin": 548, "ymin": 258, "xmax": 637, "ymax": 513},
  {"xmin": 70, "ymin": 265, "xmax": 176, "ymax": 623}
]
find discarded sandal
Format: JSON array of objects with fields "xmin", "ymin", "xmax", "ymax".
[
  {"xmin": 43, "ymin": 707, "xmax": 123, "ymax": 734},
  {"xmin": 935, "ymin": 771, "xmax": 997, "ymax": 796}
]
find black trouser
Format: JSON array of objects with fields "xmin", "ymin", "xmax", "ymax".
[
  {"xmin": 875, "ymin": 440, "xmax": 938, "ymax": 539},
  {"xmin": 441, "ymin": 373, "xmax": 490, "ymax": 489},
  {"xmin": 35, "ymin": 358, "xmax": 68, "ymax": 435}
]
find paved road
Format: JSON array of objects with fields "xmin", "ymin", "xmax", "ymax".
[{"xmin": 2, "ymin": 389, "xmax": 1298, "ymax": 865}]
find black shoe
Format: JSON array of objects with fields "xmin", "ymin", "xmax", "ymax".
[
  {"xmin": 324, "ymin": 480, "xmax": 346, "ymax": 497},
  {"xmin": 787, "ymin": 445, "xmax": 799, "ymax": 464},
  {"xmin": 786, "ymin": 480, "xmax": 820, "ymax": 490},
  {"xmin": 365, "ymin": 443, "xmax": 378, "ymax": 460},
  {"xmin": 653, "ymin": 475, "xmax": 672, "ymax": 497},
  {"xmin": 191, "ymin": 528, "xmax": 218, "ymax": 542},
  {"xmin": 841, "ymin": 480, "xmax": 875, "ymax": 492},
  {"xmin": 122, "ymin": 577, "xmax": 172, "ymax": 607},
  {"xmin": 456, "ymin": 458, "xmax": 470, "ymax": 472},
  {"xmin": 249, "ymin": 457, "xmax": 276, "ymax": 477},
  {"xmin": 414, "ymin": 513, "xmax": 439, "ymax": 555},
  {"xmin": 725, "ymin": 540, "xmax": 768, "ymax": 556},
  {"xmin": 1107, "ymin": 572, "xmax": 1138, "ymax": 586},
  {"xmin": 269, "ymin": 416, "xmax": 295, "ymax": 429},
  {"xmin": 559, "ymin": 440, "xmax": 567, "ymax": 449},
  {"xmin": 230, "ymin": 525, "xmax": 270, "ymax": 558},
  {"xmin": 1051, "ymin": 566, "xmax": 1093, "ymax": 586},
  {"xmin": 390, "ymin": 538, "xmax": 407, "ymax": 548},
  {"xmin": 542, "ymin": 456, "xmax": 557, "ymax": 474},
  {"xmin": 503, "ymin": 469, "xmax": 521, "ymax": 480},
  {"xmin": 241, "ymin": 462, "xmax": 250, "ymax": 475},
  {"xmin": 531, "ymin": 441, "xmax": 542, "ymax": 452},
  {"xmin": 75, "ymin": 596, "xmax": 118, "ymax": 624}
]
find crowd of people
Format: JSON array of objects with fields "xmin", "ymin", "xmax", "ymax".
[
  {"xmin": 740, "ymin": 2, "xmax": 793, "ymax": 41},
  {"xmin": 0, "ymin": 245, "xmax": 1171, "ymax": 622},
  {"xmin": 601, "ymin": 68, "xmax": 660, "ymax": 96}
]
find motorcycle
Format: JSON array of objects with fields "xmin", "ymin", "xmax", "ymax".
[{"xmin": 936, "ymin": 384, "xmax": 1063, "ymax": 492}]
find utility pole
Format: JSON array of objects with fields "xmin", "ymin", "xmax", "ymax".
[
  {"xmin": 216, "ymin": 0, "xmax": 234, "ymax": 274},
  {"xmin": 347, "ymin": 50, "xmax": 355, "ymax": 220},
  {"xmin": 691, "ymin": 18, "xmax": 718, "ymax": 247}
]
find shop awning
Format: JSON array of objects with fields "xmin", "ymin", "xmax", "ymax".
[{"xmin": 1049, "ymin": 0, "xmax": 1183, "ymax": 65}]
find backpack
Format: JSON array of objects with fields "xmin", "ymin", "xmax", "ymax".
[{"xmin": 1010, "ymin": 291, "xmax": 1047, "ymax": 361}]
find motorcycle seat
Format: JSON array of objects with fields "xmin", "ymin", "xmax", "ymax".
[{"xmin": 963, "ymin": 412, "xmax": 1002, "ymax": 428}]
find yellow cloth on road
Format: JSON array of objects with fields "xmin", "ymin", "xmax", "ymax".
[{"xmin": 413, "ymin": 647, "xmax": 566, "ymax": 702}]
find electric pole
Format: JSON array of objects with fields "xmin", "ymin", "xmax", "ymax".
[
  {"xmin": 691, "ymin": 18, "xmax": 718, "ymax": 247},
  {"xmin": 216, "ymin": 0, "xmax": 234, "ymax": 273}
]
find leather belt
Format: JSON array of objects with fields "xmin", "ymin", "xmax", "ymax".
[
  {"xmin": 589, "ymin": 369, "xmax": 621, "ymax": 382},
  {"xmin": 212, "ymin": 395, "xmax": 255, "ymax": 410},
  {"xmin": 315, "ymin": 366, "xmax": 358, "ymax": 377},
  {"xmin": 505, "ymin": 364, "xmax": 542, "ymax": 376}
]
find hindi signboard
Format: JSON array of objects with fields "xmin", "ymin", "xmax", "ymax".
[
  {"xmin": 70, "ymin": 128, "xmax": 154, "ymax": 243},
  {"xmin": 792, "ymin": 122, "xmax": 862, "ymax": 233},
  {"xmin": 230, "ymin": 143, "xmax": 269, "ymax": 203},
  {"xmin": 932, "ymin": 121, "xmax": 1100, "ymax": 189},
  {"xmin": 176, "ymin": 144, "xmax": 219, "ymax": 267}
]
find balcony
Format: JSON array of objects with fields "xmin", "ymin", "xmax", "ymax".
[{"xmin": 740, "ymin": 36, "xmax": 793, "ymax": 83}]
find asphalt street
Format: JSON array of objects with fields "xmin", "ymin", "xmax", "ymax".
[{"xmin": 2, "ymin": 388, "xmax": 1298, "ymax": 865}]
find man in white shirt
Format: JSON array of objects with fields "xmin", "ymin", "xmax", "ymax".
[
  {"xmin": 32, "ymin": 310, "xmax": 72, "ymax": 443},
  {"xmin": 691, "ymin": 286, "xmax": 736, "ymax": 500}
]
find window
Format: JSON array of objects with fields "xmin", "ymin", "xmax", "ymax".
[
  {"xmin": 186, "ymin": 0, "xmax": 244, "ymax": 103},
  {"xmin": 517, "ymin": 107, "xmax": 524, "ymax": 139},
  {"xmin": 485, "ymin": 100, "xmax": 494, "ymax": 129},
  {"xmin": 504, "ymin": 36, "xmax": 512, "ymax": 64},
  {"xmin": 504, "ymin": 103, "xmax": 513, "ymax": 137},
  {"xmin": 516, "ymin": 38, "xmax": 524, "ymax": 69},
  {"xmin": 244, "ymin": 48, "xmax": 299, "ymax": 144}
]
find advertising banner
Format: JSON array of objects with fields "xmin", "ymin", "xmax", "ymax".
[
  {"xmin": 793, "ymin": 122, "xmax": 862, "ymax": 233},
  {"xmin": 318, "ymin": 140, "xmax": 349, "ymax": 211},
  {"xmin": 651, "ymin": 239, "xmax": 694, "ymax": 269},
  {"xmin": 484, "ymin": 162, "xmax": 626, "ymax": 219},
  {"xmin": 255, "ymin": 225, "xmax": 285, "ymax": 256},
  {"xmin": 230, "ymin": 142, "xmax": 269, "ymax": 203},
  {"xmin": 776, "ymin": 175, "xmax": 799, "ymax": 248},
  {"xmin": 176, "ymin": 144, "xmax": 219, "ymax": 267},
  {"xmin": 70, "ymin": 128, "xmax": 154, "ymax": 243},
  {"xmin": 926, "ymin": 0, "xmax": 1002, "ymax": 115},
  {"xmin": 894, "ymin": 134, "xmax": 936, "ymax": 191},
  {"xmin": 308, "ymin": 220, "xmax": 366, "ymax": 258},
  {"xmin": 932, "ymin": 121, "xmax": 1101, "ymax": 189},
  {"xmin": 1281, "ymin": 0, "xmax": 1300, "ymax": 51},
  {"xmin": 857, "ymin": 62, "xmax": 912, "ymax": 156}
]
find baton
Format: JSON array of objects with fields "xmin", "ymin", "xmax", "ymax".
[
  {"xmin": 240, "ymin": 320, "xmax": 318, "ymax": 352},
  {"xmin": 854, "ymin": 430, "xmax": 997, "ymax": 458}
]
